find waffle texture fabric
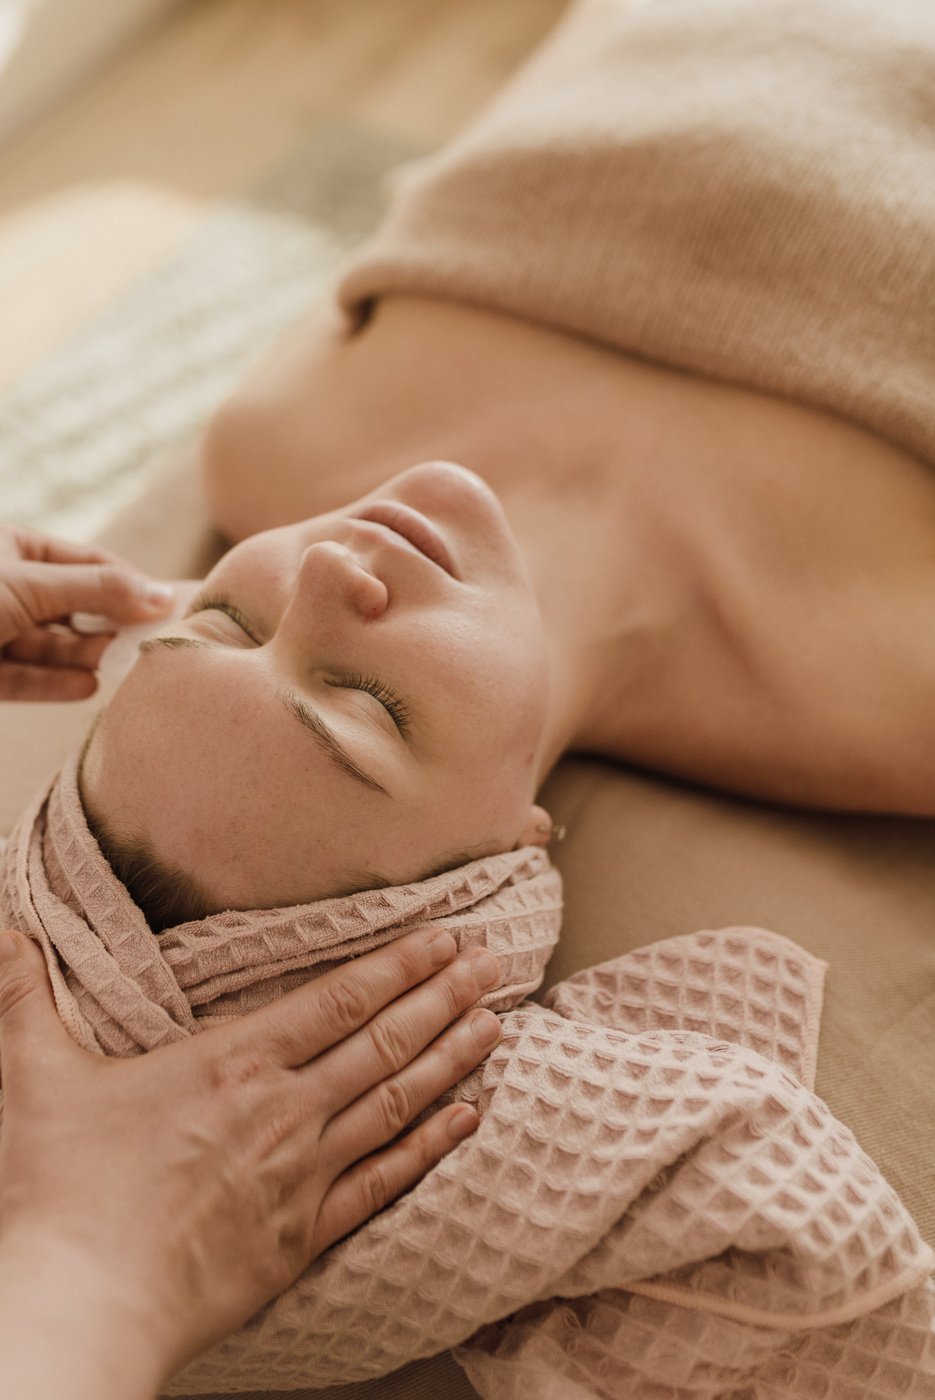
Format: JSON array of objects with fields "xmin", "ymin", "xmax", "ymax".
[
  {"xmin": 1, "ymin": 753, "xmax": 933, "ymax": 1396},
  {"xmin": 337, "ymin": 0, "xmax": 935, "ymax": 470}
]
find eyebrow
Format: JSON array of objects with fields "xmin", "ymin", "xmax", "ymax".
[
  {"xmin": 139, "ymin": 636, "xmax": 391, "ymax": 798},
  {"xmin": 281, "ymin": 689, "xmax": 390, "ymax": 797}
]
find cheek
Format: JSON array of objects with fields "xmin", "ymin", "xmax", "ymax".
[
  {"xmin": 433, "ymin": 602, "xmax": 547, "ymax": 699},
  {"xmin": 438, "ymin": 641, "xmax": 550, "ymax": 780},
  {"xmin": 94, "ymin": 662, "xmax": 279, "ymax": 860},
  {"xmin": 472, "ymin": 630, "xmax": 550, "ymax": 734}
]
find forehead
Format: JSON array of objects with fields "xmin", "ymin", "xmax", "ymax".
[{"xmin": 83, "ymin": 647, "xmax": 524, "ymax": 909}]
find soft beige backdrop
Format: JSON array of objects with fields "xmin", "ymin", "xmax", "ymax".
[
  {"xmin": 0, "ymin": 3, "xmax": 932, "ymax": 1396},
  {"xmin": 0, "ymin": 0, "xmax": 565, "ymax": 395}
]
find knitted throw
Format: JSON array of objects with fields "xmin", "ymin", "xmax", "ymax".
[
  {"xmin": 338, "ymin": 0, "xmax": 935, "ymax": 471},
  {"xmin": 0, "ymin": 751, "xmax": 933, "ymax": 1395}
]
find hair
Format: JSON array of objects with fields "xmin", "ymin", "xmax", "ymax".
[
  {"xmin": 88, "ymin": 822, "xmax": 215, "ymax": 934},
  {"xmin": 84, "ymin": 802, "xmax": 489, "ymax": 934}
]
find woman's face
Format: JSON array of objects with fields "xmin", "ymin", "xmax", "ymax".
[{"xmin": 81, "ymin": 462, "xmax": 552, "ymax": 911}]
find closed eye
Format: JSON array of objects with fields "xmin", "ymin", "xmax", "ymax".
[
  {"xmin": 187, "ymin": 594, "xmax": 263, "ymax": 645},
  {"xmin": 332, "ymin": 671, "xmax": 411, "ymax": 735},
  {"xmin": 187, "ymin": 594, "xmax": 411, "ymax": 735}
]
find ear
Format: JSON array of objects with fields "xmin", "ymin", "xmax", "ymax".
[{"xmin": 514, "ymin": 803, "xmax": 553, "ymax": 849}]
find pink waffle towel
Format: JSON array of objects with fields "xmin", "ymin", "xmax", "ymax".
[{"xmin": 1, "ymin": 750, "xmax": 933, "ymax": 1396}]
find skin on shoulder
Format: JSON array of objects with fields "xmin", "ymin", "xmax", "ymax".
[
  {"xmin": 200, "ymin": 294, "xmax": 935, "ymax": 819},
  {"xmin": 80, "ymin": 462, "xmax": 555, "ymax": 916}
]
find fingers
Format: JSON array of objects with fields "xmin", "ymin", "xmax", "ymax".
[
  {"xmin": 0, "ymin": 931, "xmax": 76, "ymax": 1094},
  {"xmin": 310, "ymin": 944, "xmax": 501, "ymax": 1117},
  {"xmin": 5, "ymin": 625, "xmax": 113, "ymax": 671},
  {"xmin": 5, "ymin": 526, "xmax": 121, "ymax": 568},
  {"xmin": 0, "ymin": 661, "xmax": 100, "ymax": 703},
  {"xmin": 3, "ymin": 560, "xmax": 174, "ymax": 630},
  {"xmin": 324, "ymin": 1005, "xmax": 500, "ymax": 1168},
  {"xmin": 313, "ymin": 1104, "xmax": 480, "ymax": 1254},
  {"xmin": 0, "ymin": 625, "xmax": 114, "ymax": 701},
  {"xmin": 226, "ymin": 927, "xmax": 464, "ymax": 1069}
]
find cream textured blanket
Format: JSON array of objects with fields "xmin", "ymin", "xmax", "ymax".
[
  {"xmin": 1, "ymin": 752, "xmax": 933, "ymax": 1395},
  {"xmin": 338, "ymin": 0, "xmax": 935, "ymax": 470}
]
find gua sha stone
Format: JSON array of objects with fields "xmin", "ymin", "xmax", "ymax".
[{"xmin": 72, "ymin": 578, "xmax": 202, "ymax": 684}]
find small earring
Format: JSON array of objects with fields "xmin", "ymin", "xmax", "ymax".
[{"xmin": 536, "ymin": 821, "xmax": 567, "ymax": 843}]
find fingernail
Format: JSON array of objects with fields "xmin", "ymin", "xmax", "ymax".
[
  {"xmin": 0, "ymin": 931, "xmax": 21, "ymax": 964},
  {"xmin": 447, "ymin": 1106, "xmax": 478, "ymax": 1142},
  {"xmin": 142, "ymin": 581, "xmax": 175, "ymax": 608},
  {"xmin": 471, "ymin": 950, "xmax": 500, "ymax": 990},
  {"xmin": 468, "ymin": 1009, "xmax": 501, "ymax": 1050},
  {"xmin": 428, "ymin": 930, "xmax": 457, "ymax": 967}
]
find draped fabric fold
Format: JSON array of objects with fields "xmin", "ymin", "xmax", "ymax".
[
  {"xmin": 338, "ymin": 0, "xmax": 935, "ymax": 472},
  {"xmin": 1, "ymin": 751, "xmax": 933, "ymax": 1395}
]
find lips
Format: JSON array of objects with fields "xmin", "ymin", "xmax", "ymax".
[{"xmin": 350, "ymin": 502, "xmax": 458, "ymax": 578}]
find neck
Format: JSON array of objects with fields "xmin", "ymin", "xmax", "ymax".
[{"xmin": 497, "ymin": 474, "xmax": 664, "ymax": 787}]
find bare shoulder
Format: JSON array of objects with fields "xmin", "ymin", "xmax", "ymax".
[
  {"xmin": 198, "ymin": 291, "xmax": 935, "ymax": 816},
  {"xmin": 198, "ymin": 302, "xmax": 375, "ymax": 541},
  {"xmin": 609, "ymin": 383, "xmax": 935, "ymax": 815},
  {"xmin": 197, "ymin": 293, "xmax": 644, "ymax": 541}
]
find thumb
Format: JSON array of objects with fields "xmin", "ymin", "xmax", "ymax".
[{"xmin": 0, "ymin": 931, "xmax": 73, "ymax": 1088}]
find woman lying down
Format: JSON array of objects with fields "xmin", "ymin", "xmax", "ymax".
[{"xmin": 5, "ymin": 0, "xmax": 935, "ymax": 1393}]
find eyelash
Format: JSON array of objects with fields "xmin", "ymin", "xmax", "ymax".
[
  {"xmin": 334, "ymin": 671, "xmax": 411, "ymax": 734},
  {"xmin": 192, "ymin": 594, "xmax": 260, "ymax": 643},
  {"xmin": 191, "ymin": 595, "xmax": 411, "ymax": 734}
]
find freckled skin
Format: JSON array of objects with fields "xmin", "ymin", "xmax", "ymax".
[
  {"xmin": 85, "ymin": 282, "xmax": 935, "ymax": 910},
  {"xmin": 82, "ymin": 463, "xmax": 556, "ymax": 911},
  {"xmin": 201, "ymin": 296, "xmax": 935, "ymax": 818}
]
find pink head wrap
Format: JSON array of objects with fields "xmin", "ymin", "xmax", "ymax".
[
  {"xmin": 1, "ymin": 750, "xmax": 933, "ymax": 1396},
  {"xmin": 0, "ymin": 749, "xmax": 562, "ymax": 1056}
]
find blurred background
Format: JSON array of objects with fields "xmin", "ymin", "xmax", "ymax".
[
  {"xmin": 0, "ymin": 0, "xmax": 565, "ymax": 536},
  {"xmin": 0, "ymin": 0, "xmax": 177, "ymax": 146}
]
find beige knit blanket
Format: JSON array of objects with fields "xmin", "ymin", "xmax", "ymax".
[
  {"xmin": 338, "ymin": 0, "xmax": 935, "ymax": 470},
  {"xmin": 1, "ymin": 751, "xmax": 933, "ymax": 1395}
]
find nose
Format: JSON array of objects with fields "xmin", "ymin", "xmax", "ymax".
[{"xmin": 289, "ymin": 541, "xmax": 389, "ymax": 626}]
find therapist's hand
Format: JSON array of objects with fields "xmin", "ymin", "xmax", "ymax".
[
  {"xmin": 0, "ymin": 524, "xmax": 175, "ymax": 701},
  {"xmin": 0, "ymin": 927, "xmax": 501, "ymax": 1400}
]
